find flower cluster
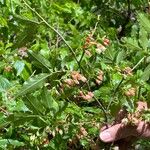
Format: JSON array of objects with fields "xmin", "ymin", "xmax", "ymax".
[
  {"xmin": 79, "ymin": 91, "xmax": 94, "ymax": 101},
  {"xmin": 76, "ymin": 127, "xmax": 88, "ymax": 139},
  {"xmin": 121, "ymin": 101, "xmax": 148, "ymax": 126},
  {"xmin": 83, "ymin": 32, "xmax": 110, "ymax": 55},
  {"xmin": 64, "ymin": 71, "xmax": 87, "ymax": 87},
  {"xmin": 95, "ymin": 70, "xmax": 104, "ymax": 85},
  {"xmin": 122, "ymin": 67, "xmax": 133, "ymax": 78},
  {"xmin": 18, "ymin": 47, "xmax": 28, "ymax": 58},
  {"xmin": 4, "ymin": 66, "xmax": 12, "ymax": 72},
  {"xmin": 124, "ymin": 87, "xmax": 136, "ymax": 97}
]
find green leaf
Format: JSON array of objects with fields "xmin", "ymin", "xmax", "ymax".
[
  {"xmin": 0, "ymin": 76, "xmax": 11, "ymax": 92},
  {"xmin": 0, "ymin": 139, "xmax": 24, "ymax": 148},
  {"xmin": 16, "ymin": 100, "xmax": 29, "ymax": 112},
  {"xmin": 16, "ymin": 73, "xmax": 50, "ymax": 97},
  {"xmin": 0, "ymin": 113, "xmax": 9, "ymax": 129},
  {"xmin": 41, "ymin": 89, "xmax": 59, "ymax": 113},
  {"xmin": 138, "ymin": 13, "xmax": 150, "ymax": 33},
  {"xmin": 139, "ymin": 25, "xmax": 148, "ymax": 50},
  {"xmin": 24, "ymin": 95, "xmax": 44, "ymax": 115},
  {"xmin": 116, "ymin": 50, "xmax": 125, "ymax": 64},
  {"xmin": 13, "ymin": 60, "xmax": 25, "ymax": 76},
  {"xmin": 82, "ymin": 107, "xmax": 101, "ymax": 114},
  {"xmin": 141, "ymin": 64, "xmax": 150, "ymax": 81},
  {"xmin": 123, "ymin": 37, "xmax": 142, "ymax": 51},
  {"xmin": 28, "ymin": 50, "xmax": 51, "ymax": 71},
  {"xmin": 41, "ymin": 87, "xmax": 52, "ymax": 109},
  {"xmin": 0, "ymin": 16, "xmax": 7, "ymax": 27},
  {"xmin": 6, "ymin": 99, "xmax": 29, "ymax": 112}
]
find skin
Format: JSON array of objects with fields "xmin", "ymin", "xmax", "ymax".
[{"xmin": 99, "ymin": 102, "xmax": 150, "ymax": 150}]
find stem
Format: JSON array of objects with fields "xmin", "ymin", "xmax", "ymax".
[
  {"xmin": 91, "ymin": 15, "xmax": 100, "ymax": 36},
  {"xmin": 114, "ymin": 77, "xmax": 124, "ymax": 95},
  {"xmin": 93, "ymin": 96, "xmax": 108, "ymax": 123},
  {"xmin": 22, "ymin": 0, "xmax": 81, "ymax": 68},
  {"xmin": 107, "ymin": 77, "xmax": 124, "ymax": 111},
  {"xmin": 127, "ymin": 0, "xmax": 131, "ymax": 18},
  {"xmin": 131, "ymin": 56, "xmax": 145, "ymax": 71},
  {"xmin": 137, "ymin": 86, "xmax": 142, "ymax": 100},
  {"xmin": 79, "ymin": 50, "xmax": 85, "ymax": 66}
]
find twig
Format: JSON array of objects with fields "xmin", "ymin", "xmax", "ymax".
[
  {"xmin": 93, "ymin": 96, "xmax": 108, "ymax": 123},
  {"xmin": 131, "ymin": 56, "xmax": 145, "ymax": 71},
  {"xmin": 79, "ymin": 50, "xmax": 85, "ymax": 66},
  {"xmin": 22, "ymin": 0, "xmax": 80, "ymax": 68},
  {"xmin": 107, "ymin": 77, "xmax": 124, "ymax": 111},
  {"xmin": 114, "ymin": 77, "xmax": 124, "ymax": 95},
  {"xmin": 0, "ymin": 107, "xmax": 9, "ymax": 116},
  {"xmin": 137, "ymin": 86, "xmax": 142, "ymax": 100},
  {"xmin": 91, "ymin": 15, "xmax": 100, "ymax": 36}
]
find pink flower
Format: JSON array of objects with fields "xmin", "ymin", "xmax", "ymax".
[
  {"xmin": 64, "ymin": 79, "xmax": 75, "ymax": 86},
  {"xmin": 96, "ymin": 44, "xmax": 106, "ymax": 54},
  {"xmin": 79, "ymin": 91, "xmax": 94, "ymax": 101}
]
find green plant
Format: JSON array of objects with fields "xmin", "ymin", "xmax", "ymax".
[{"xmin": 0, "ymin": 0, "xmax": 150, "ymax": 149}]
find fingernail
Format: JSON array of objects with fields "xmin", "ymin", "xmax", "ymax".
[{"xmin": 100, "ymin": 131, "xmax": 112, "ymax": 142}]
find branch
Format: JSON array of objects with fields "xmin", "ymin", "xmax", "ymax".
[{"xmin": 93, "ymin": 96, "xmax": 108, "ymax": 123}]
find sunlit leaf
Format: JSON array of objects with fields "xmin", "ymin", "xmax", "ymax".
[
  {"xmin": 14, "ymin": 60, "xmax": 25, "ymax": 76},
  {"xmin": 0, "ymin": 76, "xmax": 11, "ymax": 92}
]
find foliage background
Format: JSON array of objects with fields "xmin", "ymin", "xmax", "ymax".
[{"xmin": 0, "ymin": 0, "xmax": 150, "ymax": 149}]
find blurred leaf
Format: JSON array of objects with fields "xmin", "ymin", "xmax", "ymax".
[
  {"xmin": 116, "ymin": 50, "xmax": 125, "ymax": 64},
  {"xmin": 0, "ymin": 139, "xmax": 24, "ymax": 148},
  {"xmin": 0, "ymin": 76, "xmax": 11, "ymax": 92},
  {"xmin": 16, "ymin": 100, "xmax": 29, "ymax": 112},
  {"xmin": 0, "ymin": 16, "xmax": 7, "ymax": 27},
  {"xmin": 138, "ymin": 13, "xmax": 150, "ymax": 33},
  {"xmin": 13, "ymin": 60, "xmax": 25, "ymax": 76},
  {"xmin": 141, "ymin": 64, "xmax": 150, "ymax": 81},
  {"xmin": 139, "ymin": 25, "xmax": 148, "ymax": 50}
]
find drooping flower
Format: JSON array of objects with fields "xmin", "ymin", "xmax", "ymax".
[
  {"xmin": 123, "ymin": 67, "xmax": 133, "ymax": 76},
  {"xmin": 71, "ymin": 71, "xmax": 87, "ymax": 83},
  {"xmin": 96, "ymin": 70, "xmax": 104, "ymax": 85},
  {"xmin": 96, "ymin": 44, "xmax": 106, "ymax": 54},
  {"xmin": 124, "ymin": 87, "xmax": 136, "ymax": 97},
  {"xmin": 85, "ymin": 50, "xmax": 92, "ymax": 57},
  {"xmin": 103, "ymin": 38, "xmax": 110, "ymax": 46},
  {"xmin": 4, "ymin": 66, "xmax": 12, "ymax": 72},
  {"xmin": 18, "ymin": 47, "xmax": 28, "ymax": 58},
  {"xmin": 79, "ymin": 91, "xmax": 94, "ymax": 101},
  {"xmin": 64, "ymin": 79, "xmax": 75, "ymax": 86}
]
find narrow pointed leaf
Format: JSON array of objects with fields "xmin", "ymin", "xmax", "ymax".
[
  {"xmin": 16, "ymin": 73, "xmax": 50, "ymax": 97},
  {"xmin": 28, "ymin": 50, "xmax": 51, "ymax": 71}
]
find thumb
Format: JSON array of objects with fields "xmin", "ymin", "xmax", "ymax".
[{"xmin": 100, "ymin": 124, "xmax": 137, "ymax": 142}]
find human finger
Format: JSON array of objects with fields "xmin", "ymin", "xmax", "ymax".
[
  {"xmin": 99, "ymin": 123, "xmax": 137, "ymax": 143},
  {"xmin": 136, "ymin": 121, "xmax": 150, "ymax": 138}
]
